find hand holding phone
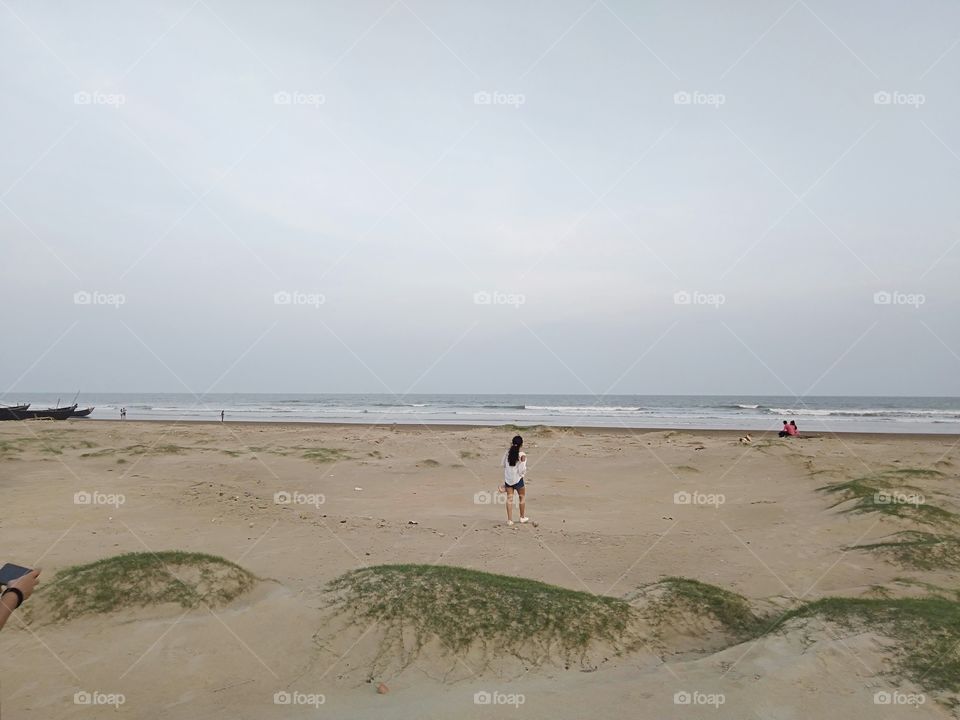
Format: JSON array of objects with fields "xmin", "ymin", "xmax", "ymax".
[{"xmin": 0, "ymin": 563, "xmax": 33, "ymax": 587}]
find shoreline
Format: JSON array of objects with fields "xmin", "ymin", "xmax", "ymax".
[{"xmin": 56, "ymin": 417, "xmax": 960, "ymax": 440}]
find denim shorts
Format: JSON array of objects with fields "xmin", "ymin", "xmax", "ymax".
[{"xmin": 505, "ymin": 478, "xmax": 524, "ymax": 491}]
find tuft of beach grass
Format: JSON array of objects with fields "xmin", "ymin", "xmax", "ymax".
[
  {"xmin": 773, "ymin": 596, "xmax": 960, "ymax": 693},
  {"xmin": 326, "ymin": 564, "xmax": 641, "ymax": 667},
  {"xmin": 31, "ymin": 551, "xmax": 256, "ymax": 622},
  {"xmin": 852, "ymin": 531, "xmax": 960, "ymax": 570},
  {"xmin": 817, "ymin": 469, "xmax": 956, "ymax": 526}
]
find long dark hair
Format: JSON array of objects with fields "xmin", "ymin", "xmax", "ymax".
[{"xmin": 507, "ymin": 435, "xmax": 523, "ymax": 466}]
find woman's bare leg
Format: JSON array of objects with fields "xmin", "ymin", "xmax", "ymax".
[
  {"xmin": 505, "ymin": 487, "xmax": 514, "ymax": 523},
  {"xmin": 518, "ymin": 487, "xmax": 526, "ymax": 520}
]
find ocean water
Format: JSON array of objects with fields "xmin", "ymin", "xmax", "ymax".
[{"xmin": 7, "ymin": 394, "xmax": 960, "ymax": 433}]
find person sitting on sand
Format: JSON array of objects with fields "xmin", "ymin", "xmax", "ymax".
[
  {"xmin": 499, "ymin": 435, "xmax": 530, "ymax": 526},
  {"xmin": 0, "ymin": 568, "xmax": 40, "ymax": 632},
  {"xmin": 779, "ymin": 420, "xmax": 799, "ymax": 438}
]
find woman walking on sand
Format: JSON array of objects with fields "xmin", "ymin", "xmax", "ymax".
[{"xmin": 500, "ymin": 435, "xmax": 530, "ymax": 526}]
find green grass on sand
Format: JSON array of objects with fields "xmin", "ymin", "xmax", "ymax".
[
  {"xmin": 326, "ymin": 564, "xmax": 640, "ymax": 664},
  {"xmin": 327, "ymin": 564, "xmax": 960, "ymax": 694},
  {"xmin": 32, "ymin": 551, "xmax": 256, "ymax": 622}
]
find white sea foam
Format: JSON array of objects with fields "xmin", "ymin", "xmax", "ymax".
[{"xmin": 15, "ymin": 394, "xmax": 960, "ymax": 432}]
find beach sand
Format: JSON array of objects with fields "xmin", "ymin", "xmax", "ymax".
[{"xmin": 1, "ymin": 420, "xmax": 958, "ymax": 718}]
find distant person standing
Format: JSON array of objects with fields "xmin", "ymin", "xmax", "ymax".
[
  {"xmin": 220, "ymin": 410, "xmax": 225, "ymax": 422},
  {"xmin": 499, "ymin": 435, "xmax": 530, "ymax": 526},
  {"xmin": 120, "ymin": 407, "xmax": 126, "ymax": 420}
]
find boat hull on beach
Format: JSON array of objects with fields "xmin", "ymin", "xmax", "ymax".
[
  {"xmin": 0, "ymin": 404, "xmax": 30, "ymax": 421},
  {"xmin": 0, "ymin": 404, "xmax": 77, "ymax": 421}
]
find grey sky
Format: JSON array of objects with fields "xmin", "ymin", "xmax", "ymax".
[{"xmin": 2, "ymin": 0, "xmax": 959, "ymax": 396}]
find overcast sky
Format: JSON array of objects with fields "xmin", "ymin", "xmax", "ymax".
[{"xmin": 2, "ymin": 0, "xmax": 959, "ymax": 397}]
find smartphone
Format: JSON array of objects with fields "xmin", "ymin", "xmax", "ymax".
[{"xmin": 0, "ymin": 563, "xmax": 32, "ymax": 586}]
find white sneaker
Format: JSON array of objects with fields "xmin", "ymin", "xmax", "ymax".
[
  {"xmin": 506, "ymin": 520, "xmax": 515, "ymax": 526},
  {"xmin": 519, "ymin": 517, "xmax": 530, "ymax": 524}
]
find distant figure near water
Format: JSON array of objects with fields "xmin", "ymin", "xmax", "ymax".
[
  {"xmin": 220, "ymin": 410, "xmax": 225, "ymax": 422},
  {"xmin": 120, "ymin": 407, "xmax": 126, "ymax": 420},
  {"xmin": 779, "ymin": 420, "xmax": 798, "ymax": 437}
]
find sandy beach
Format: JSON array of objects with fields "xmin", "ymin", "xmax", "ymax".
[{"xmin": 1, "ymin": 419, "xmax": 959, "ymax": 718}]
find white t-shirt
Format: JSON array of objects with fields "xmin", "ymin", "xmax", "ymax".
[{"xmin": 501, "ymin": 449, "xmax": 527, "ymax": 486}]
